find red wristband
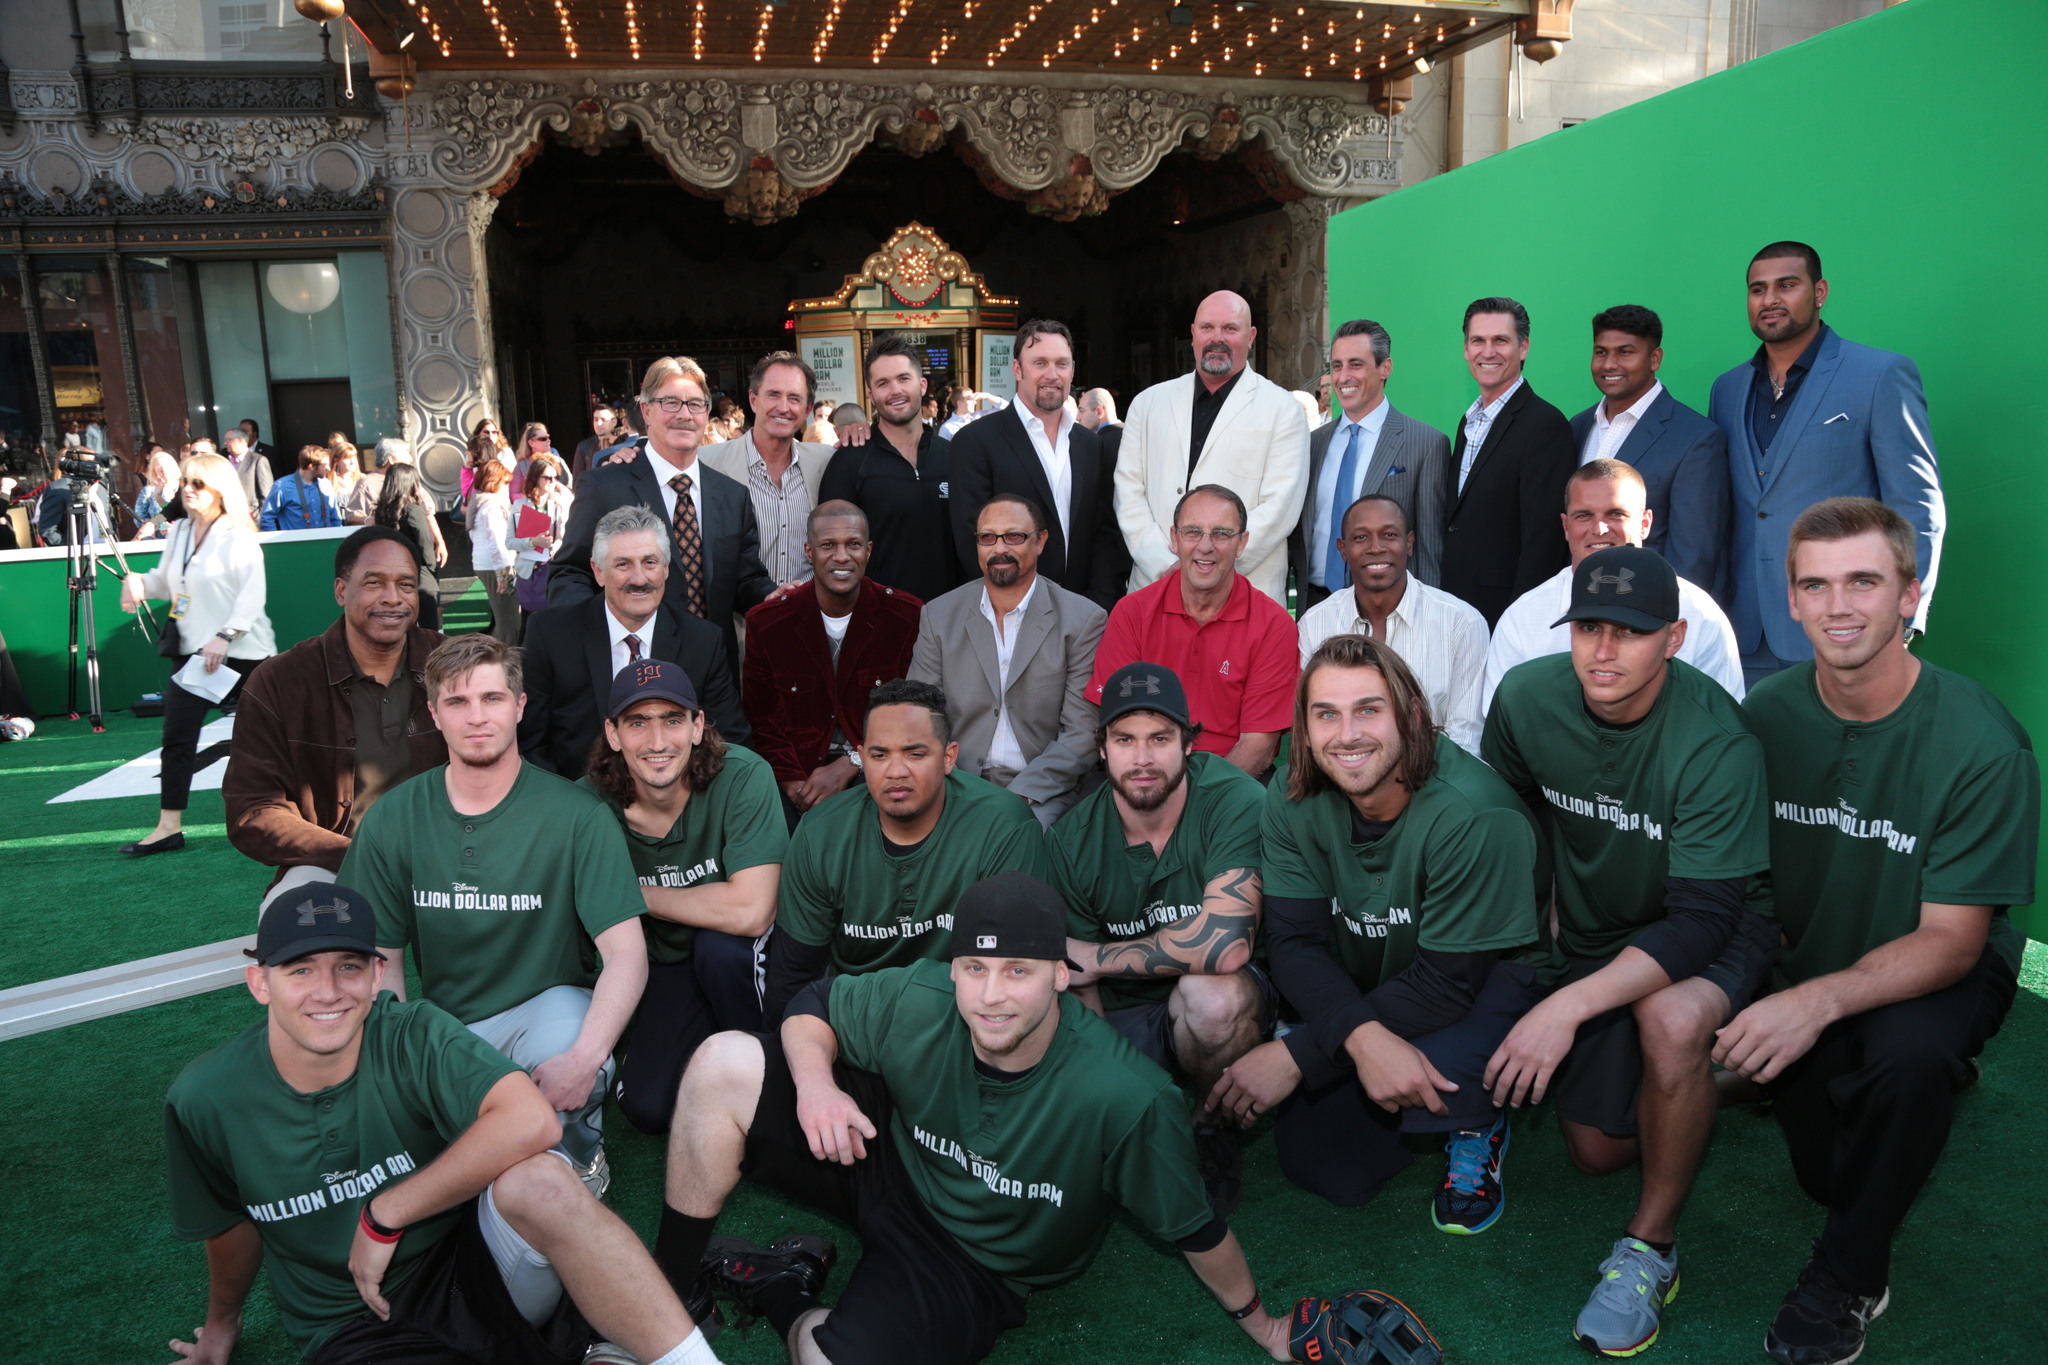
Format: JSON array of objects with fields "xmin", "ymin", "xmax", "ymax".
[{"xmin": 359, "ymin": 1203, "xmax": 403, "ymax": 1244}]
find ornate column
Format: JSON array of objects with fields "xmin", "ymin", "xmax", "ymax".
[{"xmin": 1275, "ymin": 197, "xmax": 1340, "ymax": 390}]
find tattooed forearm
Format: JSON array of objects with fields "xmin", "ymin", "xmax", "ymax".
[{"xmin": 1090, "ymin": 868, "xmax": 1262, "ymax": 978}]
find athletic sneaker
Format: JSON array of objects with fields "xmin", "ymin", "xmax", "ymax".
[
  {"xmin": 575, "ymin": 1147, "xmax": 612, "ymax": 1201},
  {"xmin": 700, "ymin": 1233, "xmax": 838, "ymax": 1332},
  {"xmin": 1433, "ymin": 1112, "xmax": 1509, "ymax": 1234},
  {"xmin": 582, "ymin": 1344, "xmax": 643, "ymax": 1364},
  {"xmin": 1574, "ymin": 1237, "xmax": 1680, "ymax": 1356},
  {"xmin": 1764, "ymin": 1246, "xmax": 1889, "ymax": 1365}
]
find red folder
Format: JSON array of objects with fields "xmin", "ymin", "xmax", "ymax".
[{"xmin": 514, "ymin": 505, "xmax": 552, "ymax": 538}]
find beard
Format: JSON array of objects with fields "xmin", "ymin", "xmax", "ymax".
[
  {"xmin": 985, "ymin": 555, "xmax": 1021, "ymax": 587},
  {"xmin": 1112, "ymin": 756, "xmax": 1189, "ymax": 813},
  {"xmin": 1198, "ymin": 344, "xmax": 1235, "ymax": 375}
]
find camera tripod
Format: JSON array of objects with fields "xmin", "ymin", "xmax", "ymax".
[{"xmin": 64, "ymin": 491, "xmax": 152, "ymax": 733}]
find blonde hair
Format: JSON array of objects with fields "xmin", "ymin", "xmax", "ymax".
[
  {"xmin": 424, "ymin": 632, "xmax": 522, "ymax": 704},
  {"xmin": 1787, "ymin": 496, "xmax": 1917, "ymax": 583},
  {"xmin": 638, "ymin": 355, "xmax": 709, "ymax": 402},
  {"xmin": 180, "ymin": 451, "xmax": 256, "ymax": 529}
]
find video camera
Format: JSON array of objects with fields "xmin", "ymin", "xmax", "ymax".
[{"xmin": 57, "ymin": 453, "xmax": 113, "ymax": 483}]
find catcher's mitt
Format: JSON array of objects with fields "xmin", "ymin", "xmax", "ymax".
[{"xmin": 1289, "ymin": 1289, "xmax": 1443, "ymax": 1365}]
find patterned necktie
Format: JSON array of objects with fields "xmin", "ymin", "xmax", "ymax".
[
  {"xmin": 624, "ymin": 633, "xmax": 642, "ymax": 663},
  {"xmin": 667, "ymin": 473, "xmax": 707, "ymax": 618},
  {"xmin": 1323, "ymin": 421, "xmax": 1364, "ymax": 590}
]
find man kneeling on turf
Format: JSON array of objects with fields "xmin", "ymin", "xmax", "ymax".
[
  {"xmin": 655, "ymin": 872, "xmax": 1297, "ymax": 1364},
  {"xmin": 1482, "ymin": 546, "xmax": 1777, "ymax": 1356},
  {"xmin": 1051, "ymin": 661, "xmax": 1272, "ymax": 1214},
  {"xmin": 1209, "ymin": 635, "xmax": 1547, "ymax": 1228},
  {"xmin": 164, "ymin": 883, "xmax": 717, "ymax": 1365}
]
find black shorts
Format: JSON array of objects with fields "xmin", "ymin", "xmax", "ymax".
[
  {"xmin": 740, "ymin": 1034, "xmax": 1029, "ymax": 1365},
  {"xmin": 1104, "ymin": 963, "xmax": 1280, "ymax": 1083},
  {"xmin": 308, "ymin": 1201, "xmax": 590, "ymax": 1365},
  {"xmin": 1551, "ymin": 910, "xmax": 1782, "ymax": 1137}
]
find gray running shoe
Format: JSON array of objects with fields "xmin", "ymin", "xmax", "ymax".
[
  {"xmin": 575, "ymin": 1147, "xmax": 612, "ymax": 1201},
  {"xmin": 1573, "ymin": 1237, "xmax": 1680, "ymax": 1357}
]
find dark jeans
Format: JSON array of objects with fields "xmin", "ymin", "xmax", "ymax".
[
  {"xmin": 160, "ymin": 655, "xmax": 256, "ymax": 810},
  {"xmin": 615, "ymin": 929, "xmax": 768, "ymax": 1133},
  {"xmin": 1275, "ymin": 960, "xmax": 1542, "ymax": 1206},
  {"xmin": 1768, "ymin": 944, "xmax": 2016, "ymax": 1295}
]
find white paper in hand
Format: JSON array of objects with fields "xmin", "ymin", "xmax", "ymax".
[{"xmin": 173, "ymin": 654, "xmax": 240, "ymax": 703}]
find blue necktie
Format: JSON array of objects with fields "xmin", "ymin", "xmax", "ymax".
[{"xmin": 1323, "ymin": 422, "xmax": 1364, "ymax": 589}]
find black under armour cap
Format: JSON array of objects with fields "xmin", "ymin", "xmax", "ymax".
[
  {"xmin": 607, "ymin": 657, "xmax": 698, "ymax": 720},
  {"xmin": 247, "ymin": 882, "xmax": 385, "ymax": 966},
  {"xmin": 948, "ymin": 872, "xmax": 1078, "ymax": 966},
  {"xmin": 1552, "ymin": 545, "xmax": 1679, "ymax": 634},
  {"xmin": 1098, "ymin": 660, "xmax": 1191, "ymax": 730}
]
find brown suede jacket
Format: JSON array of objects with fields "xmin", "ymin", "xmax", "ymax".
[{"xmin": 224, "ymin": 619, "xmax": 447, "ymax": 884}]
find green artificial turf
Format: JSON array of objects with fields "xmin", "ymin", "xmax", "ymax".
[{"xmin": 4, "ymin": 716, "xmax": 2045, "ymax": 1363}]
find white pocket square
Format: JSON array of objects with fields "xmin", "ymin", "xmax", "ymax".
[{"xmin": 1823, "ymin": 413, "xmax": 1850, "ymax": 425}]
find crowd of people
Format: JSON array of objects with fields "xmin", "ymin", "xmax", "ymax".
[{"xmin": 102, "ymin": 239, "xmax": 2039, "ymax": 1365}]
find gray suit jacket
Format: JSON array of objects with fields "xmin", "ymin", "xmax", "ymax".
[
  {"xmin": 1289, "ymin": 403, "xmax": 1450, "ymax": 591},
  {"xmin": 909, "ymin": 575, "xmax": 1107, "ymax": 806}
]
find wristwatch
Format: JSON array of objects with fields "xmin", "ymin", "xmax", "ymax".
[{"xmin": 215, "ymin": 628, "xmax": 244, "ymax": 642}]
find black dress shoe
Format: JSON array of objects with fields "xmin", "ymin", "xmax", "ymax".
[{"xmin": 119, "ymin": 832, "xmax": 186, "ymax": 856}]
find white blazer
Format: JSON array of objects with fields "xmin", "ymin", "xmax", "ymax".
[{"xmin": 1112, "ymin": 365, "xmax": 1309, "ymax": 603}]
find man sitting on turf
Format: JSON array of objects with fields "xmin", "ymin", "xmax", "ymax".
[
  {"xmin": 1209, "ymin": 634, "xmax": 1547, "ymax": 1228},
  {"xmin": 1051, "ymin": 660, "xmax": 1271, "ymax": 1213},
  {"xmin": 340, "ymin": 633, "xmax": 649, "ymax": 1200},
  {"xmin": 655, "ymin": 871, "xmax": 1298, "ymax": 1363},
  {"xmin": 164, "ymin": 882, "xmax": 717, "ymax": 1365},
  {"xmin": 583, "ymin": 659, "xmax": 787, "ymax": 1134},
  {"xmin": 1717, "ymin": 498, "xmax": 2038, "ymax": 1365},
  {"xmin": 1481, "ymin": 545, "xmax": 1777, "ymax": 1356},
  {"xmin": 761, "ymin": 678, "xmax": 1050, "ymax": 1018}
]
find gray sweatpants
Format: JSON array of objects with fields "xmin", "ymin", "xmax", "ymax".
[{"xmin": 469, "ymin": 985, "xmax": 612, "ymax": 1168}]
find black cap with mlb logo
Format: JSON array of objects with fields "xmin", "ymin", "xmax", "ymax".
[
  {"xmin": 947, "ymin": 872, "xmax": 1079, "ymax": 966},
  {"xmin": 607, "ymin": 657, "xmax": 699, "ymax": 719},
  {"xmin": 1551, "ymin": 545, "xmax": 1680, "ymax": 635},
  {"xmin": 1098, "ymin": 660, "xmax": 1191, "ymax": 730}
]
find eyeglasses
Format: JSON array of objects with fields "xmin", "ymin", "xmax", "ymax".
[
  {"xmin": 182, "ymin": 479, "xmax": 208, "ymax": 490},
  {"xmin": 647, "ymin": 396, "xmax": 711, "ymax": 416},
  {"xmin": 1175, "ymin": 526, "xmax": 1243, "ymax": 545},
  {"xmin": 975, "ymin": 531, "xmax": 1037, "ymax": 547}
]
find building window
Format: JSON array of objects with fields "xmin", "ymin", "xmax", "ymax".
[
  {"xmin": 0, "ymin": 262, "xmax": 42, "ymax": 469},
  {"xmin": 36, "ymin": 258, "xmax": 132, "ymax": 462}
]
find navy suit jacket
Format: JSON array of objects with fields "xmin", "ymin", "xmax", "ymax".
[
  {"xmin": 1708, "ymin": 329, "xmax": 1943, "ymax": 661},
  {"xmin": 1441, "ymin": 382, "xmax": 1576, "ymax": 627},
  {"xmin": 1569, "ymin": 387, "xmax": 1731, "ymax": 607},
  {"xmin": 943, "ymin": 405, "xmax": 1125, "ymax": 611},
  {"xmin": 548, "ymin": 445, "xmax": 775, "ymax": 664}
]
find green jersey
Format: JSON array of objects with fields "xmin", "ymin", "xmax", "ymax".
[
  {"xmin": 582, "ymin": 746, "xmax": 787, "ymax": 966},
  {"xmin": 1050, "ymin": 752, "xmax": 1265, "ymax": 1010},
  {"xmin": 1744, "ymin": 662, "xmax": 2038, "ymax": 985},
  {"xmin": 779, "ymin": 769, "xmax": 1049, "ymax": 974},
  {"xmin": 1262, "ymin": 735, "xmax": 1546, "ymax": 987},
  {"xmin": 340, "ymin": 762, "xmax": 643, "ymax": 1023},
  {"xmin": 1484, "ymin": 655, "xmax": 1771, "ymax": 959},
  {"xmin": 164, "ymin": 996, "xmax": 518, "ymax": 1356},
  {"xmin": 828, "ymin": 959, "xmax": 1211, "ymax": 1293}
]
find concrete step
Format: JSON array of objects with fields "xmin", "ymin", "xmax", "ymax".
[{"xmin": 0, "ymin": 936, "xmax": 255, "ymax": 1041}]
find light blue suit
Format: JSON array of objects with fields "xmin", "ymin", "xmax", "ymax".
[{"xmin": 1709, "ymin": 328, "xmax": 1943, "ymax": 664}]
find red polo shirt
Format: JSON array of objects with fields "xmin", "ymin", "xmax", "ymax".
[{"xmin": 1087, "ymin": 572, "xmax": 1299, "ymax": 756}]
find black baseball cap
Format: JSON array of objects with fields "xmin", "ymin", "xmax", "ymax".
[
  {"xmin": 1098, "ymin": 661, "xmax": 1191, "ymax": 730},
  {"xmin": 247, "ymin": 882, "xmax": 385, "ymax": 966},
  {"xmin": 607, "ymin": 657, "xmax": 698, "ymax": 720},
  {"xmin": 948, "ymin": 872, "xmax": 1078, "ymax": 966},
  {"xmin": 1552, "ymin": 546, "xmax": 1679, "ymax": 634}
]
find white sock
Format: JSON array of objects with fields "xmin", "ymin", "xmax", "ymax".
[{"xmin": 646, "ymin": 1326, "xmax": 721, "ymax": 1365}]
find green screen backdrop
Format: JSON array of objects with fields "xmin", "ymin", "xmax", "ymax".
[{"xmin": 1327, "ymin": 0, "xmax": 2045, "ymax": 935}]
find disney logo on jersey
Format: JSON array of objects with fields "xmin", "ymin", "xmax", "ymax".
[
  {"xmin": 1773, "ymin": 799, "xmax": 1918, "ymax": 855},
  {"xmin": 1106, "ymin": 900, "xmax": 1201, "ymax": 938},
  {"xmin": 1339, "ymin": 904, "xmax": 1414, "ymax": 939},
  {"xmin": 842, "ymin": 912, "xmax": 953, "ymax": 942},
  {"xmin": 640, "ymin": 857, "xmax": 719, "ymax": 890},
  {"xmin": 911, "ymin": 1124, "xmax": 1065, "ymax": 1207},
  {"xmin": 1542, "ymin": 784, "xmax": 1665, "ymax": 841},
  {"xmin": 413, "ymin": 882, "xmax": 548, "ymax": 912},
  {"xmin": 247, "ymin": 1150, "xmax": 419, "ymax": 1225}
]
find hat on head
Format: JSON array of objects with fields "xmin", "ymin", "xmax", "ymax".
[
  {"xmin": 1098, "ymin": 661, "xmax": 1191, "ymax": 730},
  {"xmin": 247, "ymin": 882, "xmax": 384, "ymax": 966},
  {"xmin": 948, "ymin": 872, "xmax": 1077, "ymax": 966},
  {"xmin": 1552, "ymin": 545, "xmax": 1679, "ymax": 634},
  {"xmin": 607, "ymin": 657, "xmax": 698, "ymax": 720}
]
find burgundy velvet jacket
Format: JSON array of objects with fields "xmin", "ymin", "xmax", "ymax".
[{"xmin": 741, "ymin": 576, "xmax": 923, "ymax": 785}]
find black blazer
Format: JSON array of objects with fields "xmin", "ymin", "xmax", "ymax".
[
  {"xmin": 517, "ymin": 595, "xmax": 749, "ymax": 780},
  {"xmin": 548, "ymin": 446, "xmax": 775, "ymax": 662},
  {"xmin": 1440, "ymin": 382, "xmax": 1576, "ymax": 626},
  {"xmin": 942, "ymin": 406, "xmax": 1125, "ymax": 612}
]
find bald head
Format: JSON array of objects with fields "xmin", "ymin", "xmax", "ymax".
[
  {"xmin": 1077, "ymin": 387, "xmax": 1117, "ymax": 430},
  {"xmin": 1193, "ymin": 291, "xmax": 1256, "ymax": 386}
]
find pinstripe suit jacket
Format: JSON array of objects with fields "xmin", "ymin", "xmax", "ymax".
[{"xmin": 1289, "ymin": 403, "xmax": 1451, "ymax": 591}]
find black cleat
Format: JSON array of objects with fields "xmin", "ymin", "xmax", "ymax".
[{"xmin": 699, "ymin": 1234, "xmax": 837, "ymax": 1331}]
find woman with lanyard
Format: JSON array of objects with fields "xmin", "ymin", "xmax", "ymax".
[
  {"xmin": 117, "ymin": 451, "xmax": 276, "ymax": 856},
  {"xmin": 131, "ymin": 446, "xmax": 179, "ymax": 539},
  {"xmin": 372, "ymin": 462, "xmax": 444, "ymax": 629},
  {"xmin": 509, "ymin": 452, "xmax": 572, "ymax": 625}
]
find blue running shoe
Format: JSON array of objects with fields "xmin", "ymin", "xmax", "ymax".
[
  {"xmin": 1574, "ymin": 1237, "xmax": 1680, "ymax": 1356},
  {"xmin": 1433, "ymin": 1112, "xmax": 1509, "ymax": 1234}
]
